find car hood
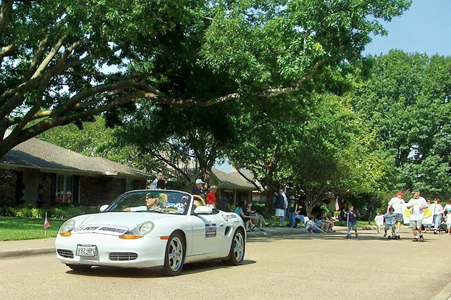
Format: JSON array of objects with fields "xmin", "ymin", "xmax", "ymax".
[{"xmin": 73, "ymin": 212, "xmax": 176, "ymax": 229}]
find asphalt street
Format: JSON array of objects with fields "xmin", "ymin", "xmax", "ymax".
[{"xmin": 1, "ymin": 225, "xmax": 451, "ymax": 300}]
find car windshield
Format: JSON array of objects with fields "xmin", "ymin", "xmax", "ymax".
[{"xmin": 104, "ymin": 190, "xmax": 193, "ymax": 215}]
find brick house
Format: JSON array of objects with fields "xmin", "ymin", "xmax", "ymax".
[{"xmin": 0, "ymin": 131, "xmax": 148, "ymax": 207}]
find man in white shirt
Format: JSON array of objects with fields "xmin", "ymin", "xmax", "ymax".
[
  {"xmin": 406, "ymin": 190, "xmax": 428, "ymax": 242},
  {"xmin": 149, "ymin": 171, "xmax": 163, "ymax": 189},
  {"xmin": 387, "ymin": 192, "xmax": 405, "ymax": 234}
]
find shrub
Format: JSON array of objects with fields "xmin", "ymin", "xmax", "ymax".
[
  {"xmin": 0, "ymin": 206, "xmax": 16, "ymax": 217},
  {"xmin": 49, "ymin": 207, "xmax": 67, "ymax": 219},
  {"xmin": 16, "ymin": 207, "xmax": 33, "ymax": 218},
  {"xmin": 31, "ymin": 208, "xmax": 41, "ymax": 218}
]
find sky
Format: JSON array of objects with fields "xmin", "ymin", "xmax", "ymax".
[
  {"xmin": 216, "ymin": 0, "xmax": 451, "ymax": 173},
  {"xmin": 364, "ymin": 0, "xmax": 451, "ymax": 57}
]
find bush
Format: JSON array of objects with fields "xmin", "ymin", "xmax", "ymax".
[
  {"xmin": 0, "ymin": 205, "xmax": 99, "ymax": 219},
  {"xmin": 0, "ymin": 206, "xmax": 16, "ymax": 217},
  {"xmin": 16, "ymin": 207, "xmax": 33, "ymax": 218}
]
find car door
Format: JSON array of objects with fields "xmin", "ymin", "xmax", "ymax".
[{"xmin": 190, "ymin": 212, "xmax": 226, "ymax": 255}]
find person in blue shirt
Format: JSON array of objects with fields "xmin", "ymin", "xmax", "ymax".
[
  {"xmin": 347, "ymin": 204, "xmax": 358, "ymax": 238},
  {"xmin": 192, "ymin": 179, "xmax": 204, "ymax": 196},
  {"xmin": 384, "ymin": 207, "xmax": 396, "ymax": 237}
]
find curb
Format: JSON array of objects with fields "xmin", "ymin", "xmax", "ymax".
[
  {"xmin": 0, "ymin": 247, "xmax": 55, "ymax": 259},
  {"xmin": 431, "ymin": 282, "xmax": 451, "ymax": 300}
]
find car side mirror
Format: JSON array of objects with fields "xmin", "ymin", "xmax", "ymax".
[
  {"xmin": 100, "ymin": 204, "xmax": 109, "ymax": 212},
  {"xmin": 194, "ymin": 206, "xmax": 213, "ymax": 214}
]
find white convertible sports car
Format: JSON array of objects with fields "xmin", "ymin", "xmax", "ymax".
[{"xmin": 55, "ymin": 189, "xmax": 246, "ymax": 276}]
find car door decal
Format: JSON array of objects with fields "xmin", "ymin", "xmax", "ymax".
[{"xmin": 205, "ymin": 222, "xmax": 217, "ymax": 238}]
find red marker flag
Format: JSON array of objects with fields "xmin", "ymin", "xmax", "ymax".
[{"xmin": 44, "ymin": 212, "xmax": 51, "ymax": 229}]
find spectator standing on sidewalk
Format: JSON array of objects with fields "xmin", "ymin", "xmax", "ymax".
[
  {"xmin": 347, "ymin": 204, "xmax": 358, "ymax": 238},
  {"xmin": 274, "ymin": 189, "xmax": 286, "ymax": 227},
  {"xmin": 406, "ymin": 190, "xmax": 428, "ymax": 242},
  {"xmin": 387, "ymin": 192, "xmax": 405, "ymax": 234},
  {"xmin": 287, "ymin": 193, "xmax": 297, "ymax": 228},
  {"xmin": 150, "ymin": 171, "xmax": 163, "ymax": 189}
]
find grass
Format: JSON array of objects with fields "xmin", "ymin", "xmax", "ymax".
[
  {"xmin": 0, "ymin": 217, "xmax": 66, "ymax": 241},
  {"xmin": 0, "ymin": 216, "xmax": 377, "ymax": 241}
]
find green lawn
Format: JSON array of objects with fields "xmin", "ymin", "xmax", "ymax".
[{"xmin": 0, "ymin": 217, "xmax": 66, "ymax": 241}]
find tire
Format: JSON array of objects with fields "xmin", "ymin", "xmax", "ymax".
[
  {"xmin": 67, "ymin": 264, "xmax": 92, "ymax": 272},
  {"xmin": 223, "ymin": 229, "xmax": 245, "ymax": 265},
  {"xmin": 162, "ymin": 232, "xmax": 185, "ymax": 276}
]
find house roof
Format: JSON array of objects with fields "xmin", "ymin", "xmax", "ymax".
[
  {"xmin": 0, "ymin": 130, "xmax": 148, "ymax": 179},
  {"xmin": 211, "ymin": 168, "xmax": 256, "ymax": 190}
]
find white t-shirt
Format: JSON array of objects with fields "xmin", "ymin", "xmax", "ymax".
[
  {"xmin": 374, "ymin": 215, "xmax": 384, "ymax": 226},
  {"xmin": 434, "ymin": 204, "xmax": 444, "ymax": 215},
  {"xmin": 388, "ymin": 197, "xmax": 405, "ymax": 214},
  {"xmin": 407, "ymin": 197, "xmax": 428, "ymax": 221},
  {"xmin": 149, "ymin": 179, "xmax": 158, "ymax": 189}
]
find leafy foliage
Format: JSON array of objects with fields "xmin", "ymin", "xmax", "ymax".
[
  {"xmin": 1, "ymin": 0, "xmax": 411, "ymax": 160},
  {"xmin": 353, "ymin": 50, "xmax": 451, "ymax": 198}
]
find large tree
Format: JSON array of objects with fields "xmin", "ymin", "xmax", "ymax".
[
  {"xmin": 353, "ymin": 50, "xmax": 451, "ymax": 198},
  {"xmin": 112, "ymin": 101, "xmax": 238, "ymax": 186},
  {"xmin": 1, "ymin": 0, "xmax": 411, "ymax": 159}
]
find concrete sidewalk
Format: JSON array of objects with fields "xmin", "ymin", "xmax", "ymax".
[{"xmin": 0, "ymin": 225, "xmax": 311, "ymax": 258}]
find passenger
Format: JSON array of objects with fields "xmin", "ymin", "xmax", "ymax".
[
  {"xmin": 192, "ymin": 179, "xmax": 204, "ymax": 196},
  {"xmin": 206, "ymin": 185, "xmax": 218, "ymax": 208},
  {"xmin": 156, "ymin": 180, "xmax": 167, "ymax": 207}
]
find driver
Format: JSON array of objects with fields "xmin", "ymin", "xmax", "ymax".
[{"xmin": 123, "ymin": 193, "xmax": 160, "ymax": 211}]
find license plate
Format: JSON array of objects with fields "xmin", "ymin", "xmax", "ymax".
[{"xmin": 76, "ymin": 244, "xmax": 97, "ymax": 257}]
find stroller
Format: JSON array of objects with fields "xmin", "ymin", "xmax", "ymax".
[{"xmin": 434, "ymin": 216, "xmax": 449, "ymax": 234}]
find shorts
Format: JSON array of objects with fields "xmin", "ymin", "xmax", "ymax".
[
  {"xmin": 409, "ymin": 220, "xmax": 422, "ymax": 228},
  {"xmin": 385, "ymin": 223, "xmax": 395, "ymax": 230},
  {"xmin": 395, "ymin": 214, "xmax": 403, "ymax": 222},
  {"xmin": 275, "ymin": 208, "xmax": 285, "ymax": 217},
  {"xmin": 348, "ymin": 222, "xmax": 357, "ymax": 230}
]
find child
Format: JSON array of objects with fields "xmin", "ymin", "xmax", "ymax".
[
  {"xmin": 374, "ymin": 211, "xmax": 384, "ymax": 234},
  {"xmin": 347, "ymin": 205, "xmax": 358, "ymax": 237},
  {"xmin": 306, "ymin": 215, "xmax": 324, "ymax": 233},
  {"xmin": 384, "ymin": 207, "xmax": 396, "ymax": 237}
]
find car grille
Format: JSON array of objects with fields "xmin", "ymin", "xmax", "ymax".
[
  {"xmin": 57, "ymin": 249, "xmax": 74, "ymax": 258},
  {"xmin": 109, "ymin": 252, "xmax": 138, "ymax": 261}
]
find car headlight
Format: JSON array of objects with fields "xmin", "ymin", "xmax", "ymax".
[
  {"xmin": 119, "ymin": 221, "xmax": 154, "ymax": 239},
  {"xmin": 58, "ymin": 219, "xmax": 76, "ymax": 237}
]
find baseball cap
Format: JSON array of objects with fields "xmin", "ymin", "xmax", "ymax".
[
  {"xmin": 195, "ymin": 179, "xmax": 204, "ymax": 184},
  {"xmin": 146, "ymin": 192, "xmax": 158, "ymax": 198},
  {"xmin": 396, "ymin": 192, "xmax": 403, "ymax": 196}
]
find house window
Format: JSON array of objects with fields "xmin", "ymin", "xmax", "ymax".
[{"xmin": 56, "ymin": 175, "xmax": 73, "ymax": 203}]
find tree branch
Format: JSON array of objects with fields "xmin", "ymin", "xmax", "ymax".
[
  {"xmin": 25, "ymin": 36, "xmax": 50, "ymax": 80},
  {"xmin": 0, "ymin": 44, "xmax": 15, "ymax": 61},
  {"xmin": 31, "ymin": 34, "xmax": 68, "ymax": 79}
]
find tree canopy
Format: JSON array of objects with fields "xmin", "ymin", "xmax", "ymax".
[
  {"xmin": 1, "ymin": 0, "xmax": 411, "ymax": 159},
  {"xmin": 353, "ymin": 50, "xmax": 451, "ymax": 198}
]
